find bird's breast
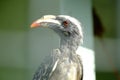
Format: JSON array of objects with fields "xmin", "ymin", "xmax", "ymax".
[{"xmin": 49, "ymin": 58, "xmax": 78, "ymax": 80}]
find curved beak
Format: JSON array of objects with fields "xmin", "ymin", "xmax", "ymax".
[{"xmin": 30, "ymin": 15, "xmax": 60, "ymax": 28}]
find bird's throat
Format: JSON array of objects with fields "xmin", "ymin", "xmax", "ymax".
[{"xmin": 59, "ymin": 37, "xmax": 80, "ymax": 54}]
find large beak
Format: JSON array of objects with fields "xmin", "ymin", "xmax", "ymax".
[{"xmin": 30, "ymin": 15, "xmax": 60, "ymax": 28}]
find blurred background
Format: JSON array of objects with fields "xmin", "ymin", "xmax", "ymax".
[{"xmin": 0, "ymin": 0, "xmax": 120, "ymax": 80}]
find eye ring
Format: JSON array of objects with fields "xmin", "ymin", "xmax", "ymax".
[{"xmin": 62, "ymin": 21, "xmax": 69, "ymax": 27}]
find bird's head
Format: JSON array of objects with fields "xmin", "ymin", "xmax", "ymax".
[{"xmin": 31, "ymin": 15, "xmax": 83, "ymax": 42}]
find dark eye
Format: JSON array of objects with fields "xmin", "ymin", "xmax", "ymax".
[{"xmin": 62, "ymin": 21, "xmax": 69, "ymax": 27}]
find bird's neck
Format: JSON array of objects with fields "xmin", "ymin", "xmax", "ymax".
[{"xmin": 59, "ymin": 36, "xmax": 81, "ymax": 54}]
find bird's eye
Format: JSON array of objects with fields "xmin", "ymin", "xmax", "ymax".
[{"xmin": 62, "ymin": 21, "xmax": 69, "ymax": 27}]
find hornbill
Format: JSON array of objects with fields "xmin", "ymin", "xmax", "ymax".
[{"xmin": 31, "ymin": 15, "xmax": 83, "ymax": 80}]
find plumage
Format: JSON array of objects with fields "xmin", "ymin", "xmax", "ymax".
[{"xmin": 31, "ymin": 15, "xmax": 83, "ymax": 80}]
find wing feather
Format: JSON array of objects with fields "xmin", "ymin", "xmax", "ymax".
[{"xmin": 33, "ymin": 49, "xmax": 60, "ymax": 80}]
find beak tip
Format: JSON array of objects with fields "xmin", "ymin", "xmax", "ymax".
[{"xmin": 30, "ymin": 23, "xmax": 40, "ymax": 28}]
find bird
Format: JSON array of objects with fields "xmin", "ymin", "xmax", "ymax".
[{"xmin": 30, "ymin": 15, "xmax": 83, "ymax": 80}]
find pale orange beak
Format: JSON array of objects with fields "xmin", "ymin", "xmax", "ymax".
[{"xmin": 30, "ymin": 22, "xmax": 40, "ymax": 28}]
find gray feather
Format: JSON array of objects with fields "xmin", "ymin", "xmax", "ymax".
[{"xmin": 32, "ymin": 15, "xmax": 83, "ymax": 80}]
